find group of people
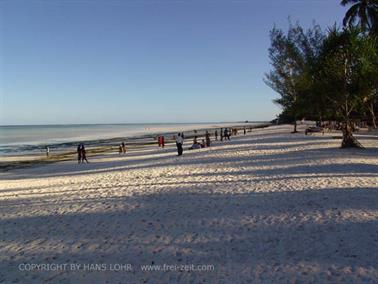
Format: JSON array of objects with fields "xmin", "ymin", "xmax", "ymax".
[
  {"xmin": 156, "ymin": 133, "xmax": 185, "ymax": 156},
  {"xmin": 219, "ymin": 128, "xmax": 231, "ymax": 141},
  {"xmin": 73, "ymin": 127, "xmax": 249, "ymax": 162},
  {"xmin": 176, "ymin": 127, "xmax": 249, "ymax": 156},
  {"xmin": 189, "ymin": 132, "xmax": 210, "ymax": 150},
  {"xmin": 189, "ymin": 136, "xmax": 202, "ymax": 150},
  {"xmin": 219, "ymin": 127, "xmax": 248, "ymax": 140},
  {"xmin": 77, "ymin": 143, "xmax": 89, "ymax": 164}
]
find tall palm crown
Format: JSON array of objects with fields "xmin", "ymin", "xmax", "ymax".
[{"xmin": 341, "ymin": 0, "xmax": 378, "ymax": 33}]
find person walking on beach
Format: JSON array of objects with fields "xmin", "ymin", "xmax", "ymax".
[
  {"xmin": 175, "ymin": 133, "xmax": 183, "ymax": 156},
  {"xmin": 161, "ymin": 136, "xmax": 165, "ymax": 148},
  {"xmin": 81, "ymin": 144, "xmax": 89, "ymax": 163},
  {"xmin": 224, "ymin": 128, "xmax": 230, "ymax": 140},
  {"xmin": 157, "ymin": 135, "xmax": 161, "ymax": 147},
  {"xmin": 215, "ymin": 130, "xmax": 218, "ymax": 141},
  {"xmin": 121, "ymin": 141, "xmax": 126, "ymax": 153},
  {"xmin": 77, "ymin": 144, "xmax": 82, "ymax": 164},
  {"xmin": 244, "ymin": 127, "xmax": 246, "ymax": 135},
  {"xmin": 118, "ymin": 144, "xmax": 123, "ymax": 154},
  {"xmin": 205, "ymin": 131, "xmax": 211, "ymax": 147},
  {"xmin": 220, "ymin": 128, "xmax": 223, "ymax": 141},
  {"xmin": 45, "ymin": 146, "xmax": 50, "ymax": 158}
]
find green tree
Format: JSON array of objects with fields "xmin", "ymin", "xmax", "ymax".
[
  {"xmin": 316, "ymin": 27, "xmax": 376, "ymax": 147},
  {"xmin": 342, "ymin": 1, "xmax": 378, "ymax": 128},
  {"xmin": 359, "ymin": 34, "xmax": 378, "ymax": 128},
  {"xmin": 265, "ymin": 23, "xmax": 324, "ymax": 132}
]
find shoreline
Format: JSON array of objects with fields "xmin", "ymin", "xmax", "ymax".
[{"xmin": 0, "ymin": 122, "xmax": 271, "ymax": 171}]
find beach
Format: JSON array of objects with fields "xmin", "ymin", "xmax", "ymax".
[
  {"xmin": 0, "ymin": 122, "xmax": 266, "ymax": 170},
  {"xmin": 0, "ymin": 124, "xmax": 377, "ymax": 283}
]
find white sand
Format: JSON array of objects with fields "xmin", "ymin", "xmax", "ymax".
[{"xmin": 0, "ymin": 125, "xmax": 377, "ymax": 283}]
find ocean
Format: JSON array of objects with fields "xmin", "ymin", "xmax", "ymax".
[{"xmin": 0, "ymin": 122, "xmax": 267, "ymax": 155}]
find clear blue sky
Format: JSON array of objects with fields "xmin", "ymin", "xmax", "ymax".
[{"xmin": 0, "ymin": 0, "xmax": 347, "ymax": 125}]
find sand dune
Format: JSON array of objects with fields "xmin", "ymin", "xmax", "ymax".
[{"xmin": 1, "ymin": 125, "xmax": 377, "ymax": 283}]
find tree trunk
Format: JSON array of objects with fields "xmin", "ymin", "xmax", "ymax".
[
  {"xmin": 369, "ymin": 102, "xmax": 376, "ymax": 129},
  {"xmin": 341, "ymin": 120, "xmax": 363, "ymax": 148},
  {"xmin": 371, "ymin": 112, "xmax": 377, "ymax": 129}
]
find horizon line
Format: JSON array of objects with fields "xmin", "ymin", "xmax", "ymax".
[{"xmin": 0, "ymin": 120, "xmax": 270, "ymax": 127}]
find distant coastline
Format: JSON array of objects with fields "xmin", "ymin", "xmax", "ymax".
[{"xmin": 0, "ymin": 122, "xmax": 270, "ymax": 154}]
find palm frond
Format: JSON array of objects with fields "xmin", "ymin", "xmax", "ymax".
[
  {"xmin": 343, "ymin": 4, "xmax": 360, "ymax": 26},
  {"xmin": 341, "ymin": 0, "xmax": 360, "ymax": 6}
]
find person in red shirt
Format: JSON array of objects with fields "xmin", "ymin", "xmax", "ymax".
[{"xmin": 161, "ymin": 136, "xmax": 165, "ymax": 148}]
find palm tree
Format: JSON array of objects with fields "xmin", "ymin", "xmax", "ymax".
[{"xmin": 341, "ymin": 0, "xmax": 378, "ymax": 33}]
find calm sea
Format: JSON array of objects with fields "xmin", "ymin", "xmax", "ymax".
[{"xmin": 0, "ymin": 122, "xmax": 265, "ymax": 155}]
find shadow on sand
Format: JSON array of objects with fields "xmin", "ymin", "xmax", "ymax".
[{"xmin": 1, "ymin": 187, "xmax": 377, "ymax": 283}]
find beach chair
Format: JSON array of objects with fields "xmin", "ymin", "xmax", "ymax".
[{"xmin": 305, "ymin": 126, "xmax": 324, "ymax": 135}]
